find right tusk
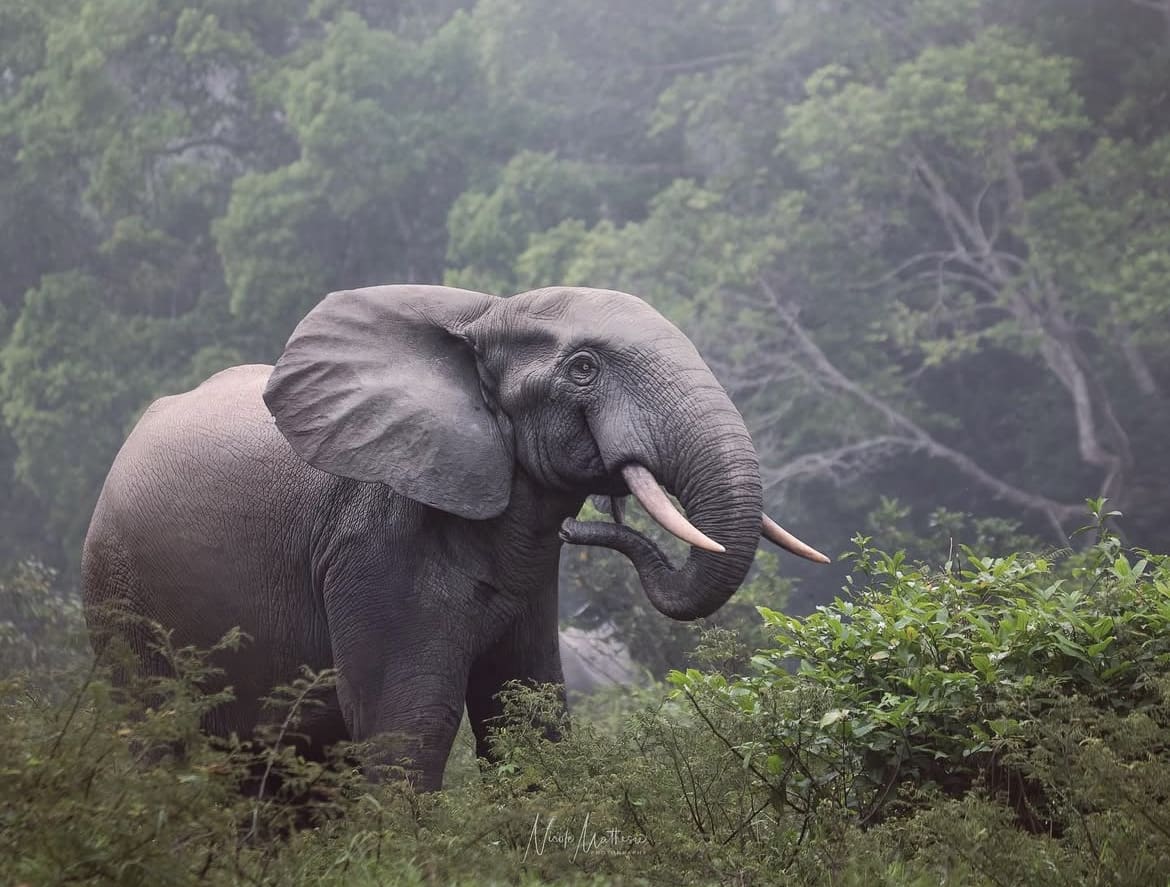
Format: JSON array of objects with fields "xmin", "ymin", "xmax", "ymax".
[
  {"xmin": 761, "ymin": 515, "xmax": 831, "ymax": 564},
  {"xmin": 621, "ymin": 464, "xmax": 726, "ymax": 554}
]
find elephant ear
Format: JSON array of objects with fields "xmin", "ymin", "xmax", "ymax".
[{"xmin": 264, "ymin": 285, "xmax": 512, "ymax": 519}]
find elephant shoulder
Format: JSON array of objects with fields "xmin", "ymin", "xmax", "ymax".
[{"xmin": 199, "ymin": 362, "xmax": 275, "ymax": 389}]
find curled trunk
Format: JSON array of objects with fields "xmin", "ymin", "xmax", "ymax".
[{"xmin": 561, "ymin": 398, "xmax": 763, "ymax": 621}]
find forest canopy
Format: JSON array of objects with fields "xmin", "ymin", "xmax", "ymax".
[{"xmin": 1, "ymin": 0, "xmax": 1168, "ymax": 618}]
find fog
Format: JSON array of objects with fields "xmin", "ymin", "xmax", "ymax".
[{"xmin": 1, "ymin": 0, "xmax": 1168, "ymax": 671}]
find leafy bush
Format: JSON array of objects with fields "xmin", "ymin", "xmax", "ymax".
[
  {"xmin": 4, "ymin": 507, "xmax": 1170, "ymax": 885},
  {"xmin": 0, "ymin": 610, "xmax": 377, "ymax": 885},
  {"xmin": 0, "ymin": 561, "xmax": 87, "ymax": 678},
  {"xmin": 863, "ymin": 496, "xmax": 1043, "ymax": 569},
  {"xmin": 661, "ymin": 504, "xmax": 1170, "ymax": 882}
]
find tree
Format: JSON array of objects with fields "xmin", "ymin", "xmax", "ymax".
[
  {"xmin": 217, "ymin": 8, "xmax": 510, "ymax": 349},
  {"xmin": 0, "ymin": 273, "xmax": 170, "ymax": 563},
  {"xmin": 491, "ymin": 3, "xmax": 1170, "ymax": 565}
]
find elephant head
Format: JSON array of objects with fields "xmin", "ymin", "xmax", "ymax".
[{"xmin": 264, "ymin": 284, "xmax": 827, "ymax": 621}]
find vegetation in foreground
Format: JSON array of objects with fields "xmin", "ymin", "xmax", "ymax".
[{"xmin": 3, "ymin": 507, "xmax": 1170, "ymax": 885}]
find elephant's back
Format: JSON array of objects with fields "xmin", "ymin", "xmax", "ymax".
[
  {"xmin": 82, "ymin": 364, "xmax": 330, "ymax": 649},
  {"xmin": 139, "ymin": 363, "xmax": 280, "ymax": 450},
  {"xmin": 110, "ymin": 364, "xmax": 311, "ymax": 518}
]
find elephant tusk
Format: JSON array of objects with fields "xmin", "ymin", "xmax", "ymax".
[
  {"xmin": 621, "ymin": 464, "xmax": 726, "ymax": 553},
  {"xmin": 761, "ymin": 515, "xmax": 831, "ymax": 564}
]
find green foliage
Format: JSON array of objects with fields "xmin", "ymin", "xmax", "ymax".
[
  {"xmin": 217, "ymin": 6, "xmax": 505, "ymax": 344},
  {"xmin": 864, "ymin": 496, "xmax": 1043, "ymax": 567},
  {"xmin": 672, "ymin": 509, "xmax": 1170, "ymax": 839},
  {"xmin": 445, "ymin": 151, "xmax": 612, "ymax": 294},
  {"xmin": 2, "ymin": 644, "xmax": 307, "ymax": 882},
  {"xmin": 0, "ymin": 603, "xmax": 391, "ymax": 884},
  {"xmin": 0, "ymin": 272, "xmax": 170, "ymax": 563},
  {"xmin": 0, "ymin": 560, "xmax": 86, "ymax": 676},
  {"xmin": 5, "ymin": 526, "xmax": 1170, "ymax": 884},
  {"xmin": 447, "ymin": 528, "xmax": 1170, "ymax": 884}
]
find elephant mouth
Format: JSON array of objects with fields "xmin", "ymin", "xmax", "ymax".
[{"xmin": 589, "ymin": 493, "xmax": 627, "ymax": 524}]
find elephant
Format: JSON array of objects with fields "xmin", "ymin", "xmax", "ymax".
[{"xmin": 81, "ymin": 284, "xmax": 828, "ymax": 790}]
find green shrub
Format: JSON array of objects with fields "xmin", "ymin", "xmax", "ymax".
[
  {"xmin": 0, "ymin": 620, "xmax": 375, "ymax": 885},
  {"xmin": 675, "ymin": 506, "xmax": 1170, "ymax": 814},
  {"xmin": 0, "ymin": 561, "xmax": 87, "ymax": 679},
  {"xmin": 4, "ymin": 505, "xmax": 1170, "ymax": 885}
]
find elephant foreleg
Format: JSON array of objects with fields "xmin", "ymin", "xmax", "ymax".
[
  {"xmin": 332, "ymin": 653, "xmax": 470, "ymax": 791},
  {"xmin": 324, "ymin": 578, "xmax": 473, "ymax": 791}
]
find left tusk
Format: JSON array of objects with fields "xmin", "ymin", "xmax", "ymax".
[
  {"xmin": 621, "ymin": 464, "xmax": 725, "ymax": 553},
  {"xmin": 761, "ymin": 515, "xmax": 831, "ymax": 564}
]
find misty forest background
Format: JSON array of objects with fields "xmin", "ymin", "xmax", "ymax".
[
  {"xmin": 2, "ymin": 0, "xmax": 1170, "ymax": 667},
  {"xmin": 7, "ymin": 2, "xmax": 1170, "ymax": 884}
]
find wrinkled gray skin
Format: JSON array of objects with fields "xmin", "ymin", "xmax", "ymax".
[{"xmin": 82, "ymin": 285, "xmax": 770, "ymax": 790}]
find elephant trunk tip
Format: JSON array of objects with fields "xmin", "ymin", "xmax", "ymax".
[{"xmin": 557, "ymin": 516, "xmax": 744, "ymax": 622}]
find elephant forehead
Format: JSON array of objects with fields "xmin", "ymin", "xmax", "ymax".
[{"xmin": 504, "ymin": 287, "xmax": 691, "ymax": 352}]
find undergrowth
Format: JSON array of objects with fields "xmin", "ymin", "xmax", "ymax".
[{"xmin": 2, "ymin": 502, "xmax": 1169, "ymax": 885}]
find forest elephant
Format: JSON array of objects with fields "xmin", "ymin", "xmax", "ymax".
[{"xmin": 81, "ymin": 284, "xmax": 829, "ymax": 790}]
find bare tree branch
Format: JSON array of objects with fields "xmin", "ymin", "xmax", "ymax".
[
  {"xmin": 757, "ymin": 277, "xmax": 1085, "ymax": 536},
  {"xmin": 905, "ymin": 151, "xmax": 1134, "ymax": 503},
  {"xmin": 158, "ymin": 135, "xmax": 251, "ymax": 158},
  {"xmin": 1111, "ymin": 311, "xmax": 1163, "ymax": 399},
  {"xmin": 649, "ymin": 51, "xmax": 752, "ymax": 74},
  {"xmin": 909, "ymin": 152, "xmax": 992, "ymax": 254},
  {"xmin": 1127, "ymin": 0, "xmax": 1170, "ymax": 39},
  {"xmin": 760, "ymin": 437, "xmax": 916, "ymax": 489},
  {"xmin": 852, "ymin": 251, "xmax": 967, "ymax": 292}
]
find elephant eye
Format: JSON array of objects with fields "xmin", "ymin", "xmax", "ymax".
[{"xmin": 566, "ymin": 352, "xmax": 600, "ymax": 386}]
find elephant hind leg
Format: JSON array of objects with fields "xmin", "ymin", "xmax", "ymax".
[
  {"xmin": 81, "ymin": 531, "xmax": 167, "ymax": 685},
  {"xmin": 79, "ymin": 535, "xmax": 193, "ymax": 769},
  {"xmin": 242, "ymin": 687, "xmax": 351, "ymax": 763},
  {"xmin": 465, "ymin": 634, "xmax": 567, "ymax": 765},
  {"xmin": 233, "ymin": 696, "xmax": 353, "ymax": 834}
]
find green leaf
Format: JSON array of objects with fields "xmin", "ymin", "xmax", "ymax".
[{"xmin": 819, "ymin": 709, "xmax": 849, "ymax": 728}]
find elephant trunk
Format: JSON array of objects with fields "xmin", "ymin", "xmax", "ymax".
[{"xmin": 561, "ymin": 388, "xmax": 764, "ymax": 621}]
